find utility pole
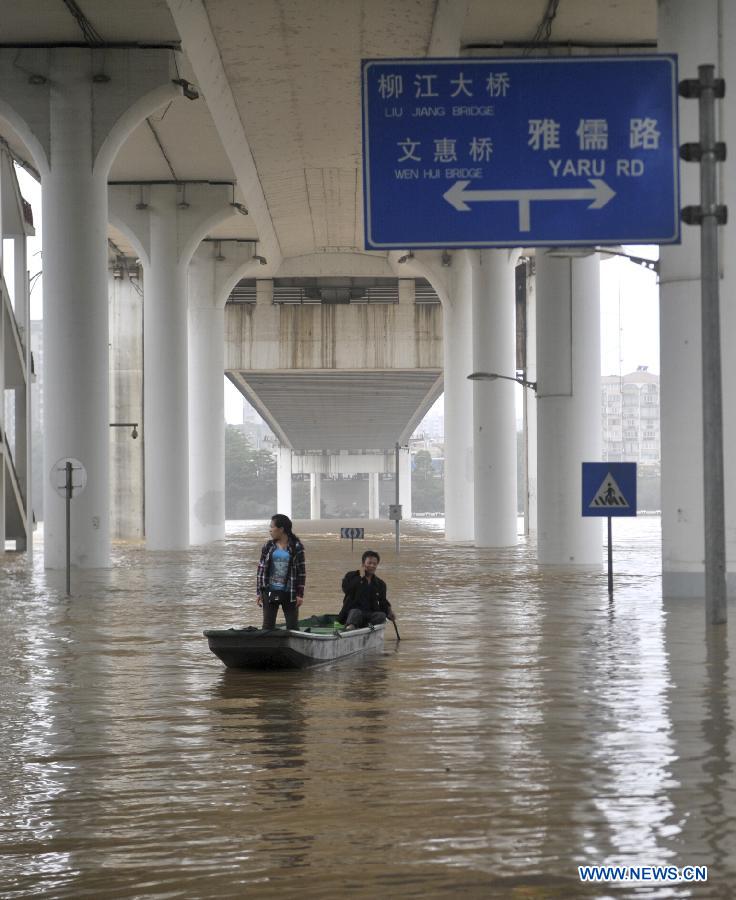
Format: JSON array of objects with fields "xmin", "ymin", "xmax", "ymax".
[{"xmin": 679, "ymin": 65, "xmax": 728, "ymax": 625}]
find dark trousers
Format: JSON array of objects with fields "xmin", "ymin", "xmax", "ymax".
[
  {"xmin": 262, "ymin": 589, "xmax": 300, "ymax": 630},
  {"xmin": 345, "ymin": 609, "xmax": 387, "ymax": 628}
]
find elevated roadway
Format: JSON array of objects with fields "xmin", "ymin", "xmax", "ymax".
[{"xmin": 2, "ymin": 1, "xmax": 732, "ymax": 600}]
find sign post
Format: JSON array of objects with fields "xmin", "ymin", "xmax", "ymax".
[
  {"xmin": 679, "ymin": 66, "xmax": 728, "ymax": 626},
  {"xmin": 582, "ymin": 462, "xmax": 637, "ymax": 597},
  {"xmin": 340, "ymin": 527, "xmax": 365, "ymax": 552},
  {"xmin": 50, "ymin": 458, "xmax": 87, "ymax": 596},
  {"xmin": 362, "ymin": 55, "xmax": 679, "ymax": 248},
  {"xmin": 390, "ymin": 442, "xmax": 402, "ymax": 554}
]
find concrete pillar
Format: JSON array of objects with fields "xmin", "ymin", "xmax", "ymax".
[
  {"xmin": 368, "ymin": 472, "xmax": 380, "ymax": 519},
  {"xmin": 443, "ymin": 250, "xmax": 474, "ymax": 541},
  {"xmin": 277, "ymin": 447, "xmax": 293, "ymax": 518},
  {"xmin": 658, "ymin": 0, "xmax": 730, "ymax": 595},
  {"xmin": 536, "ymin": 253, "xmax": 602, "ymax": 564},
  {"xmin": 42, "ymin": 104, "xmax": 110, "ymax": 567},
  {"xmin": 310, "ymin": 472, "xmax": 321, "ymax": 520},
  {"xmin": 472, "ymin": 249, "xmax": 518, "ymax": 546},
  {"xmin": 399, "ymin": 448, "xmax": 412, "ymax": 520},
  {"xmin": 0, "ymin": 47, "xmax": 178, "ymax": 567},
  {"xmin": 189, "ymin": 295, "xmax": 225, "ymax": 544},
  {"xmin": 110, "ymin": 184, "xmax": 233, "ymax": 550},
  {"xmin": 188, "ymin": 242, "xmax": 261, "ymax": 544},
  {"xmin": 109, "ymin": 267, "xmax": 144, "ymax": 540},
  {"xmin": 146, "ymin": 198, "xmax": 190, "ymax": 548}
]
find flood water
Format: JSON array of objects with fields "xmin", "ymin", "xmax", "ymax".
[{"xmin": 1, "ymin": 517, "xmax": 735, "ymax": 898}]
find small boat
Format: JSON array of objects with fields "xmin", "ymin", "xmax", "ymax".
[{"xmin": 203, "ymin": 614, "xmax": 385, "ymax": 669}]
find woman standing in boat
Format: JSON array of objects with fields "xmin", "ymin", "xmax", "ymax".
[{"xmin": 256, "ymin": 514, "xmax": 306, "ymax": 630}]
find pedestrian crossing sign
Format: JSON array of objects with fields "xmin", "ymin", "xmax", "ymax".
[{"xmin": 582, "ymin": 462, "xmax": 637, "ymax": 517}]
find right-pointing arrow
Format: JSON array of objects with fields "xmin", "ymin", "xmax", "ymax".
[{"xmin": 442, "ymin": 178, "xmax": 616, "ymax": 231}]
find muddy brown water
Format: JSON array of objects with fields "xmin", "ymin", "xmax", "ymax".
[{"xmin": 1, "ymin": 518, "xmax": 734, "ymax": 898}]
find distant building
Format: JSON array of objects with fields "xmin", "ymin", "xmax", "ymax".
[{"xmin": 602, "ymin": 366, "xmax": 660, "ymax": 470}]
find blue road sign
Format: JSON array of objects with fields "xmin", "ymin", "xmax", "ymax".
[
  {"xmin": 340, "ymin": 527, "xmax": 365, "ymax": 539},
  {"xmin": 361, "ymin": 56, "xmax": 679, "ymax": 249},
  {"xmin": 582, "ymin": 462, "xmax": 637, "ymax": 517}
]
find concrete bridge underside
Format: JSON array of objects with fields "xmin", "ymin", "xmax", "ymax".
[{"xmin": 224, "ymin": 281, "xmax": 443, "ymax": 452}]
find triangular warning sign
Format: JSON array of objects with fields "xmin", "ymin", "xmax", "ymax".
[{"xmin": 589, "ymin": 472, "xmax": 630, "ymax": 508}]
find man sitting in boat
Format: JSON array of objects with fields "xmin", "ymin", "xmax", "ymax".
[{"xmin": 338, "ymin": 550, "xmax": 396, "ymax": 630}]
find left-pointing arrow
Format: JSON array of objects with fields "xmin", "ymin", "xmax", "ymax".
[{"xmin": 443, "ymin": 178, "xmax": 616, "ymax": 231}]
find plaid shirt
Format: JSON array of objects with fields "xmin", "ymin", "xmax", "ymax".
[{"xmin": 256, "ymin": 538, "xmax": 306, "ymax": 602}]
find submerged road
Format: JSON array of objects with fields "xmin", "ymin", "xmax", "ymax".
[{"xmin": 1, "ymin": 518, "xmax": 734, "ymax": 898}]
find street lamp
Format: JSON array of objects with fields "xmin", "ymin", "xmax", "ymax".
[
  {"xmin": 110, "ymin": 422, "xmax": 139, "ymax": 439},
  {"xmin": 596, "ymin": 247, "xmax": 659, "ymax": 273},
  {"xmin": 544, "ymin": 245, "xmax": 659, "ymax": 273},
  {"xmin": 467, "ymin": 371, "xmax": 538, "ymax": 393}
]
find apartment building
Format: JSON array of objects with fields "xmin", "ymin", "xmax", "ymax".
[{"xmin": 602, "ymin": 366, "xmax": 660, "ymax": 471}]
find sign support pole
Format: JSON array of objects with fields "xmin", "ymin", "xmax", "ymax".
[
  {"xmin": 581, "ymin": 462, "xmax": 636, "ymax": 597},
  {"xmin": 395, "ymin": 442, "xmax": 400, "ymax": 555},
  {"xmin": 65, "ymin": 461, "xmax": 72, "ymax": 597},
  {"xmin": 698, "ymin": 67, "xmax": 727, "ymax": 626},
  {"xmin": 680, "ymin": 65, "xmax": 728, "ymax": 625}
]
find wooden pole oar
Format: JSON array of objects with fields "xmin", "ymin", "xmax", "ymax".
[{"xmin": 391, "ymin": 618, "xmax": 401, "ymax": 641}]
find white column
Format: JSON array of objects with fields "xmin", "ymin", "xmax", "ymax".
[
  {"xmin": 42, "ymin": 90, "xmax": 110, "ymax": 568},
  {"xmin": 658, "ymin": 0, "xmax": 724, "ymax": 595},
  {"xmin": 310, "ymin": 472, "xmax": 321, "ymax": 520},
  {"xmin": 187, "ymin": 244, "xmax": 256, "ymax": 547},
  {"xmin": 188, "ymin": 242, "xmax": 260, "ymax": 544},
  {"xmin": 276, "ymin": 447, "xmax": 293, "ymax": 518},
  {"xmin": 443, "ymin": 250, "xmax": 474, "ymax": 541},
  {"xmin": 399, "ymin": 448, "xmax": 412, "ymax": 519},
  {"xmin": 189, "ymin": 299, "xmax": 225, "ymax": 545},
  {"xmin": 144, "ymin": 201, "xmax": 190, "ymax": 549},
  {"xmin": 536, "ymin": 253, "xmax": 602, "ymax": 565},
  {"xmin": 110, "ymin": 184, "xmax": 234, "ymax": 550},
  {"xmin": 472, "ymin": 249, "xmax": 518, "ymax": 546},
  {"xmin": 0, "ymin": 47, "xmax": 177, "ymax": 567},
  {"xmin": 368, "ymin": 472, "xmax": 380, "ymax": 519}
]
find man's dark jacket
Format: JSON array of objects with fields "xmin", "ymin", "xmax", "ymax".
[{"xmin": 337, "ymin": 569, "xmax": 392, "ymax": 624}]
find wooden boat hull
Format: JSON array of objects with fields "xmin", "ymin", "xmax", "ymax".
[{"xmin": 203, "ymin": 617, "xmax": 385, "ymax": 669}]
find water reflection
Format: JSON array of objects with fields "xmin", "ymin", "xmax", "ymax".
[{"xmin": 0, "ymin": 518, "xmax": 735, "ymax": 897}]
